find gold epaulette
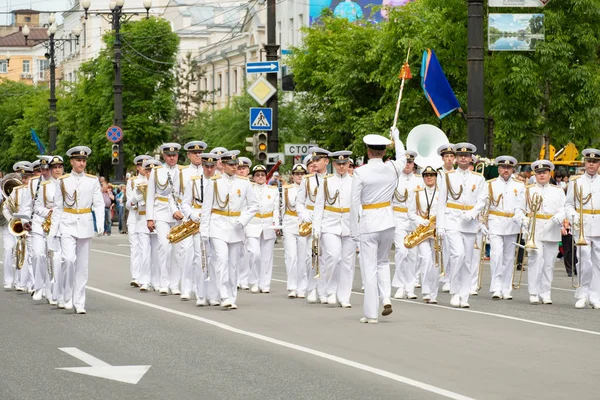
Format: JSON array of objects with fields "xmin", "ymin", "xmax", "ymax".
[
  {"xmin": 526, "ymin": 184, "xmax": 535, "ymax": 189},
  {"xmin": 414, "ymin": 174, "xmax": 422, "ymax": 178},
  {"xmin": 487, "ymin": 177, "xmax": 497, "ymax": 183},
  {"xmin": 511, "ymin": 177, "xmax": 523, "ymax": 183},
  {"xmin": 58, "ymin": 174, "xmax": 70, "ymax": 180},
  {"xmin": 570, "ymin": 175, "xmax": 581, "ymax": 181},
  {"xmin": 323, "ymin": 174, "xmax": 334, "ymax": 179},
  {"xmin": 178, "ymin": 165, "xmax": 186, "ymax": 170},
  {"xmin": 304, "ymin": 174, "xmax": 315, "ymax": 179},
  {"xmin": 236, "ymin": 175, "xmax": 249, "ymax": 180},
  {"xmin": 153, "ymin": 165, "xmax": 162, "ymax": 169},
  {"xmin": 40, "ymin": 180, "xmax": 52, "ymax": 186},
  {"xmin": 283, "ymin": 184, "xmax": 293, "ymax": 189},
  {"xmin": 85, "ymin": 173, "xmax": 97, "ymax": 179},
  {"xmin": 446, "ymin": 170, "xmax": 455, "ymax": 174},
  {"xmin": 414, "ymin": 187, "xmax": 424, "ymax": 192},
  {"xmin": 210, "ymin": 175, "xmax": 221, "ymax": 180},
  {"xmin": 470, "ymin": 171, "xmax": 482, "ymax": 176},
  {"xmin": 551, "ymin": 184, "xmax": 560, "ymax": 188},
  {"xmin": 190, "ymin": 175, "xmax": 202, "ymax": 181}
]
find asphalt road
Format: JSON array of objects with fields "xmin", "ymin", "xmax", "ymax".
[{"xmin": 2, "ymin": 233, "xmax": 600, "ymax": 400}]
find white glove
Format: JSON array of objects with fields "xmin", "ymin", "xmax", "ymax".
[
  {"xmin": 511, "ymin": 215, "xmax": 522, "ymax": 226},
  {"xmin": 461, "ymin": 213, "xmax": 474, "ymax": 223},
  {"xmin": 234, "ymin": 220, "xmax": 244, "ymax": 230},
  {"xmin": 417, "ymin": 217, "xmax": 429, "ymax": 227},
  {"xmin": 437, "ymin": 228, "xmax": 446, "ymax": 238},
  {"xmin": 551, "ymin": 216, "xmax": 562, "ymax": 226},
  {"xmin": 521, "ymin": 217, "xmax": 530, "ymax": 231},
  {"xmin": 300, "ymin": 212, "xmax": 312, "ymax": 223},
  {"xmin": 135, "ymin": 192, "xmax": 144, "ymax": 203},
  {"xmin": 351, "ymin": 235, "xmax": 360, "ymax": 244},
  {"xmin": 479, "ymin": 224, "xmax": 488, "ymax": 236},
  {"xmin": 190, "ymin": 211, "xmax": 201, "ymax": 223},
  {"xmin": 47, "ymin": 236, "xmax": 60, "ymax": 252},
  {"xmin": 390, "ymin": 126, "xmax": 400, "ymax": 141}
]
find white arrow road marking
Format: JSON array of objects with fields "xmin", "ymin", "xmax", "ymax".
[{"xmin": 56, "ymin": 347, "xmax": 151, "ymax": 384}]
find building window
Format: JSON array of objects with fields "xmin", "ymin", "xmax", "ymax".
[
  {"xmin": 0, "ymin": 61, "xmax": 7, "ymax": 74},
  {"xmin": 22, "ymin": 60, "xmax": 30, "ymax": 73},
  {"xmin": 203, "ymin": 77, "xmax": 207, "ymax": 91},
  {"xmin": 289, "ymin": 18, "xmax": 294, "ymax": 46},
  {"xmin": 25, "ymin": 16, "xmax": 31, "ymax": 22},
  {"xmin": 233, "ymin": 69, "xmax": 238, "ymax": 94},
  {"xmin": 217, "ymin": 73, "xmax": 222, "ymax": 97},
  {"xmin": 38, "ymin": 59, "xmax": 48, "ymax": 80}
]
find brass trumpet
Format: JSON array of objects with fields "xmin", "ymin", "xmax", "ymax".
[
  {"xmin": 512, "ymin": 232, "xmax": 524, "ymax": 290},
  {"xmin": 525, "ymin": 193, "xmax": 543, "ymax": 250},
  {"xmin": 572, "ymin": 182, "xmax": 590, "ymax": 288}
]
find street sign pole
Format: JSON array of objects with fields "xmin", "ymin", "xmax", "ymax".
[{"xmin": 265, "ymin": 0, "xmax": 279, "ymax": 154}]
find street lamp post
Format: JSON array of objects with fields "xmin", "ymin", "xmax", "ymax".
[
  {"xmin": 83, "ymin": 0, "xmax": 152, "ymax": 182},
  {"xmin": 23, "ymin": 16, "xmax": 81, "ymax": 154}
]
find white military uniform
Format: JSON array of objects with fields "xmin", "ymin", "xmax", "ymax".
[
  {"xmin": 1, "ymin": 189, "xmax": 16, "ymax": 289},
  {"xmin": 145, "ymin": 147, "xmax": 183, "ymax": 295},
  {"xmin": 408, "ymin": 178, "xmax": 439, "ymax": 302},
  {"xmin": 282, "ymin": 177, "xmax": 308, "ymax": 297},
  {"xmin": 565, "ymin": 152, "xmax": 600, "ymax": 308},
  {"xmin": 436, "ymin": 144, "xmax": 487, "ymax": 307},
  {"xmin": 246, "ymin": 180, "xmax": 279, "ymax": 293},
  {"xmin": 313, "ymin": 166, "xmax": 354, "ymax": 306},
  {"xmin": 487, "ymin": 163, "xmax": 526, "ymax": 299},
  {"xmin": 200, "ymin": 153, "xmax": 259, "ymax": 308},
  {"xmin": 350, "ymin": 133, "xmax": 406, "ymax": 322},
  {"xmin": 391, "ymin": 166, "xmax": 423, "ymax": 298},
  {"xmin": 2, "ymin": 179, "xmax": 29, "ymax": 290},
  {"xmin": 50, "ymin": 149, "xmax": 104, "ymax": 313},
  {"xmin": 525, "ymin": 162, "xmax": 566, "ymax": 304},
  {"xmin": 125, "ymin": 175, "xmax": 141, "ymax": 285}
]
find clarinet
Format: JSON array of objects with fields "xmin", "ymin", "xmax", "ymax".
[
  {"xmin": 166, "ymin": 171, "xmax": 182, "ymax": 212},
  {"xmin": 29, "ymin": 178, "xmax": 42, "ymax": 220}
]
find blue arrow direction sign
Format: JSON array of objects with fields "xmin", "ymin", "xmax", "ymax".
[
  {"xmin": 250, "ymin": 108, "xmax": 273, "ymax": 131},
  {"xmin": 246, "ymin": 61, "xmax": 279, "ymax": 74}
]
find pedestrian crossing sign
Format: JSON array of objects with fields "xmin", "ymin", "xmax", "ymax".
[{"xmin": 249, "ymin": 107, "xmax": 273, "ymax": 131}]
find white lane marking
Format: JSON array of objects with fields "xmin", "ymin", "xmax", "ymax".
[
  {"xmin": 91, "ymin": 249, "xmax": 130, "ymax": 258},
  {"xmin": 88, "ymin": 250, "xmax": 591, "ymax": 334},
  {"xmin": 59, "ymin": 347, "xmax": 111, "ymax": 366},
  {"xmin": 58, "ymin": 347, "xmax": 150, "ymax": 384},
  {"xmin": 86, "ymin": 286, "xmax": 473, "ymax": 400},
  {"xmin": 271, "ymin": 278, "xmax": 600, "ymax": 336}
]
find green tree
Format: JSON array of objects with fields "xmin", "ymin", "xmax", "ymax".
[{"xmin": 57, "ymin": 17, "xmax": 179, "ymax": 177}]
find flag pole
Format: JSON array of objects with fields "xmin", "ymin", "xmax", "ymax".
[{"xmin": 392, "ymin": 44, "xmax": 412, "ymax": 129}]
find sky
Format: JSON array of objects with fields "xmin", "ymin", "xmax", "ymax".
[{"xmin": 1, "ymin": 0, "xmax": 72, "ymax": 26}]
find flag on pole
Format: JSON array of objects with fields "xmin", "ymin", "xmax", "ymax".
[
  {"xmin": 420, "ymin": 49, "xmax": 462, "ymax": 119},
  {"xmin": 30, "ymin": 128, "xmax": 46, "ymax": 154}
]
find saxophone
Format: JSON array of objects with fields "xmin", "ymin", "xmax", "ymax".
[
  {"xmin": 167, "ymin": 220, "xmax": 200, "ymax": 244},
  {"xmin": 404, "ymin": 216, "xmax": 436, "ymax": 249}
]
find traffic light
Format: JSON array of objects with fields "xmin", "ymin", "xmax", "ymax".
[
  {"xmin": 256, "ymin": 132, "xmax": 268, "ymax": 162},
  {"xmin": 245, "ymin": 136, "xmax": 256, "ymax": 154},
  {"xmin": 111, "ymin": 144, "xmax": 119, "ymax": 165}
]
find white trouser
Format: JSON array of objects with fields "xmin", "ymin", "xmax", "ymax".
[
  {"xmin": 20, "ymin": 236, "xmax": 34, "ymax": 290},
  {"xmin": 31, "ymin": 232, "xmax": 48, "ymax": 292},
  {"xmin": 527, "ymin": 239, "xmax": 558, "ymax": 299},
  {"xmin": 284, "ymin": 232, "xmax": 308, "ymax": 294},
  {"xmin": 128, "ymin": 224, "xmax": 140, "ymax": 281},
  {"xmin": 419, "ymin": 238, "xmax": 439, "ymax": 301},
  {"xmin": 392, "ymin": 228, "xmax": 417, "ymax": 293},
  {"xmin": 137, "ymin": 232, "xmax": 158, "ymax": 287},
  {"xmin": 238, "ymin": 244, "xmax": 250, "ymax": 287},
  {"xmin": 61, "ymin": 234, "xmax": 91, "ymax": 310},
  {"xmin": 211, "ymin": 238, "xmax": 243, "ymax": 304},
  {"xmin": 179, "ymin": 235, "xmax": 194, "ymax": 296},
  {"xmin": 3, "ymin": 226, "xmax": 16, "ymax": 287},
  {"xmin": 574, "ymin": 235, "xmax": 600, "ymax": 303},
  {"xmin": 154, "ymin": 221, "xmax": 176, "ymax": 291},
  {"xmin": 248, "ymin": 234, "xmax": 276, "ymax": 291},
  {"xmin": 321, "ymin": 233, "xmax": 355, "ymax": 303},
  {"xmin": 489, "ymin": 233, "xmax": 517, "ymax": 295},
  {"xmin": 48, "ymin": 245, "xmax": 62, "ymax": 303},
  {"xmin": 193, "ymin": 234, "xmax": 218, "ymax": 301},
  {"xmin": 446, "ymin": 230, "xmax": 477, "ymax": 303},
  {"xmin": 359, "ymin": 227, "xmax": 394, "ymax": 319}
]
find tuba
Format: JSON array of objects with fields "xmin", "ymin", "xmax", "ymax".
[
  {"xmin": 406, "ymin": 124, "xmax": 449, "ymax": 171},
  {"xmin": 1, "ymin": 174, "xmax": 25, "ymax": 236}
]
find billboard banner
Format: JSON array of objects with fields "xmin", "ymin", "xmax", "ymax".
[
  {"xmin": 488, "ymin": 13, "xmax": 545, "ymax": 51},
  {"xmin": 309, "ymin": 0, "xmax": 415, "ymax": 25},
  {"xmin": 489, "ymin": 0, "xmax": 549, "ymax": 7}
]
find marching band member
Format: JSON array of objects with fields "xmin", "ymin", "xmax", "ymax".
[
  {"xmin": 20, "ymin": 160, "xmax": 41, "ymax": 294},
  {"xmin": 146, "ymin": 143, "xmax": 183, "ymax": 296},
  {"xmin": 525, "ymin": 160, "xmax": 566, "ymax": 305},
  {"xmin": 247, "ymin": 165, "xmax": 280, "ymax": 294},
  {"xmin": 127, "ymin": 155, "xmax": 152, "ymax": 288},
  {"xmin": 49, "ymin": 146, "xmax": 104, "ymax": 314},
  {"xmin": 129, "ymin": 159, "xmax": 162, "ymax": 292},
  {"xmin": 200, "ymin": 150, "xmax": 259, "ymax": 309},
  {"xmin": 408, "ymin": 166, "xmax": 440, "ymax": 303},
  {"xmin": 2, "ymin": 161, "xmax": 33, "ymax": 291},
  {"xmin": 37, "ymin": 156, "xmax": 64, "ymax": 305},
  {"xmin": 22, "ymin": 156, "xmax": 53, "ymax": 301},
  {"xmin": 181, "ymin": 153, "xmax": 220, "ymax": 306},
  {"xmin": 436, "ymin": 143, "xmax": 487, "ymax": 308},
  {"xmin": 313, "ymin": 150, "xmax": 354, "ymax": 307},
  {"xmin": 487, "ymin": 156, "xmax": 525, "ymax": 300},
  {"xmin": 282, "ymin": 163, "xmax": 308, "ymax": 298},
  {"xmin": 391, "ymin": 150, "xmax": 423, "ymax": 300},
  {"xmin": 237, "ymin": 156, "xmax": 252, "ymax": 290},
  {"xmin": 211, "ymin": 147, "xmax": 228, "ymax": 174},
  {"xmin": 296, "ymin": 147, "xmax": 331, "ymax": 304},
  {"xmin": 179, "ymin": 141, "xmax": 206, "ymax": 301},
  {"xmin": 566, "ymin": 149, "xmax": 600, "ymax": 309},
  {"xmin": 350, "ymin": 129, "xmax": 406, "ymax": 324},
  {"xmin": 436, "ymin": 144, "xmax": 455, "ymax": 293}
]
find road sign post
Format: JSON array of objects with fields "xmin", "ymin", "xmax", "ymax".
[
  {"xmin": 249, "ymin": 108, "xmax": 273, "ymax": 131},
  {"xmin": 246, "ymin": 61, "xmax": 280, "ymax": 74},
  {"xmin": 284, "ymin": 143, "xmax": 319, "ymax": 156}
]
